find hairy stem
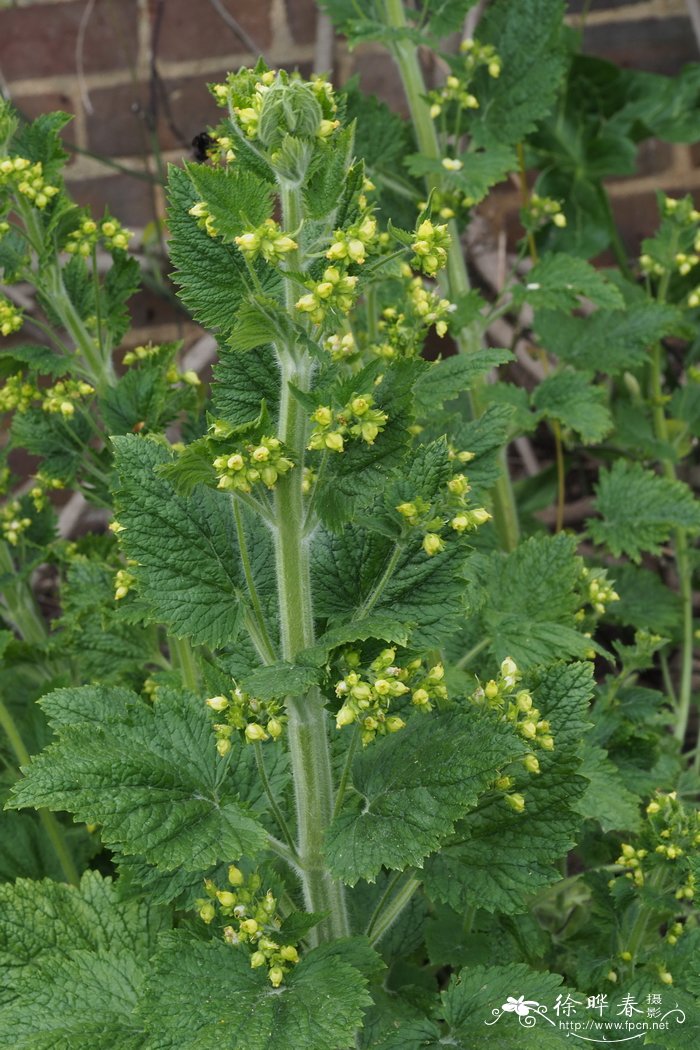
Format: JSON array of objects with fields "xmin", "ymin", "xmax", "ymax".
[
  {"xmin": 169, "ymin": 634, "xmax": 199, "ymax": 692},
  {"xmin": 0, "ymin": 542, "xmax": 47, "ymax": 646},
  {"xmin": 381, "ymin": 0, "xmax": 519, "ymax": 552},
  {"xmin": 232, "ymin": 499, "xmax": 277, "ymax": 663},
  {"xmin": 272, "ymin": 182, "xmax": 349, "ymax": 943},
  {"xmin": 253, "ymin": 740, "xmax": 297, "ymax": 855},
  {"xmin": 367, "ymin": 873, "xmax": 422, "ymax": 947}
]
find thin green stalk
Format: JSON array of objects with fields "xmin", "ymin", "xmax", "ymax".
[
  {"xmin": 367, "ymin": 873, "xmax": 422, "ymax": 947},
  {"xmin": 0, "ymin": 542, "xmax": 47, "ymax": 646},
  {"xmin": 169, "ymin": 635, "xmax": 199, "ymax": 692},
  {"xmin": 647, "ymin": 261, "xmax": 696, "ymax": 750},
  {"xmin": 381, "ymin": 0, "xmax": 519, "ymax": 552},
  {"xmin": 232, "ymin": 499, "xmax": 277, "ymax": 663},
  {"xmin": 356, "ymin": 542, "xmax": 403, "ymax": 619},
  {"xmin": 253, "ymin": 740, "xmax": 297, "ymax": 856},
  {"xmin": 456, "ymin": 635, "xmax": 491, "ymax": 671},
  {"xmin": 333, "ymin": 725, "xmax": 360, "ymax": 819},
  {"xmin": 0, "ymin": 697, "xmax": 80, "ymax": 886},
  {"xmin": 272, "ymin": 182, "xmax": 349, "ymax": 944}
]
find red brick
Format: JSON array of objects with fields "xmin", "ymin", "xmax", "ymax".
[
  {"xmin": 582, "ymin": 17, "xmax": 697, "ymax": 76},
  {"xmin": 1, "ymin": 0, "xmax": 139, "ymax": 81},
  {"xmin": 155, "ymin": 0, "xmax": 271, "ymax": 63},
  {"xmin": 285, "ymin": 0, "xmax": 318, "ymax": 46},
  {"xmin": 85, "ymin": 82, "xmax": 153, "ymax": 157},
  {"xmin": 66, "ymin": 171, "xmax": 157, "ymax": 228},
  {"xmin": 12, "ymin": 91, "xmax": 79, "ymax": 151}
]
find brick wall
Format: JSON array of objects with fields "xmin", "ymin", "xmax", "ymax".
[{"xmin": 1, "ymin": 0, "xmax": 700, "ymax": 343}]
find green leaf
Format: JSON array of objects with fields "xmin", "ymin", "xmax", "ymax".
[
  {"xmin": 588, "ymin": 460, "xmax": 700, "ymax": 561},
  {"xmin": 406, "ymin": 146, "xmax": 516, "ymax": 204},
  {"xmin": 167, "ymin": 165, "xmax": 269, "ymax": 336},
  {"xmin": 532, "ymin": 369, "xmax": 613, "ymax": 444},
  {"xmin": 102, "ymin": 253, "xmax": 141, "ymax": 346},
  {"xmin": 574, "ymin": 745, "xmax": 642, "ymax": 833},
  {"xmin": 513, "ymin": 255, "xmax": 625, "ymax": 311},
  {"xmin": 140, "ymin": 931, "xmax": 372, "ymax": 1049},
  {"xmin": 325, "ymin": 710, "xmax": 522, "ymax": 885},
  {"xmin": 9, "ymin": 686, "xmax": 268, "ymax": 869},
  {"xmin": 608, "ymin": 563, "xmax": 682, "ymax": 634},
  {"xmin": 312, "ymin": 527, "xmax": 467, "ymax": 648},
  {"xmin": 112, "ymin": 435, "xmax": 244, "ymax": 647},
  {"xmin": 463, "ymin": 534, "xmax": 590, "ymax": 668},
  {"xmin": 424, "ymin": 762, "xmax": 586, "ymax": 914},
  {"xmin": 213, "ymin": 344, "xmax": 280, "ymax": 427},
  {"xmin": 0, "ymin": 870, "xmax": 164, "ymax": 1049},
  {"xmin": 414, "ymin": 349, "xmax": 512, "ymax": 412},
  {"xmin": 304, "ymin": 128, "xmax": 356, "ymax": 220},
  {"xmin": 453, "ymin": 405, "xmax": 513, "ymax": 492},
  {"xmin": 440, "ymin": 963, "xmax": 569, "ymax": 1047},
  {"xmin": 185, "ymin": 163, "xmax": 273, "ymax": 242},
  {"xmin": 470, "ymin": 0, "xmax": 568, "ymax": 149},
  {"xmin": 534, "ymin": 303, "xmax": 687, "ymax": 374}
]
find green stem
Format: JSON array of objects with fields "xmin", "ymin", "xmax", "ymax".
[
  {"xmin": 333, "ymin": 725, "xmax": 360, "ymax": 819},
  {"xmin": 381, "ymin": 0, "xmax": 519, "ymax": 552},
  {"xmin": 648, "ymin": 335, "xmax": 695, "ymax": 750},
  {"xmin": 253, "ymin": 740, "xmax": 297, "ymax": 856},
  {"xmin": 0, "ymin": 697, "xmax": 80, "ymax": 886},
  {"xmin": 273, "ymin": 182, "xmax": 349, "ymax": 944},
  {"xmin": 0, "ymin": 542, "xmax": 47, "ymax": 645},
  {"xmin": 356, "ymin": 542, "xmax": 403, "ymax": 619},
  {"xmin": 232, "ymin": 499, "xmax": 277, "ymax": 663},
  {"xmin": 367, "ymin": 873, "xmax": 422, "ymax": 947},
  {"xmin": 169, "ymin": 635, "xmax": 199, "ymax": 692},
  {"xmin": 456, "ymin": 635, "xmax": 491, "ymax": 671}
]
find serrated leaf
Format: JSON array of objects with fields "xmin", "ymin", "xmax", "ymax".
[
  {"xmin": 414, "ymin": 349, "xmax": 512, "ymax": 412},
  {"xmin": 9, "ymin": 686, "xmax": 268, "ymax": 869},
  {"xmin": 514, "ymin": 255, "xmax": 625, "ymax": 311},
  {"xmin": 588, "ymin": 460, "xmax": 700, "ymax": 561},
  {"xmin": 470, "ymin": 0, "xmax": 567, "ymax": 149},
  {"xmin": 534, "ymin": 303, "xmax": 687, "ymax": 374},
  {"xmin": 532, "ymin": 369, "xmax": 612, "ymax": 444},
  {"xmin": 102, "ymin": 253, "xmax": 141, "ymax": 347},
  {"xmin": 406, "ymin": 146, "xmax": 516, "ymax": 203},
  {"xmin": 325, "ymin": 711, "xmax": 522, "ymax": 885},
  {"xmin": 424, "ymin": 763, "xmax": 586, "ymax": 914},
  {"xmin": 463, "ymin": 534, "xmax": 590, "ymax": 668},
  {"xmin": 185, "ymin": 163, "xmax": 273, "ymax": 243},
  {"xmin": 0, "ymin": 870, "xmax": 165, "ymax": 1049},
  {"xmin": 213, "ymin": 343, "xmax": 280, "ymax": 428},
  {"xmin": 167, "ymin": 165, "xmax": 268, "ymax": 336},
  {"xmin": 608, "ymin": 563, "xmax": 682, "ymax": 634},
  {"xmin": 575, "ymin": 745, "xmax": 642, "ymax": 833},
  {"xmin": 140, "ymin": 931, "xmax": 372, "ymax": 1050},
  {"xmin": 312, "ymin": 527, "xmax": 467, "ymax": 648},
  {"xmin": 440, "ymin": 963, "xmax": 569, "ymax": 1047},
  {"xmin": 112, "ymin": 435, "xmax": 244, "ymax": 647}
]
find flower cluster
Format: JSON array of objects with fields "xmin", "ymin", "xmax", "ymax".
[
  {"xmin": 324, "ymin": 331, "xmax": 357, "ymax": 361},
  {"xmin": 396, "ymin": 467, "xmax": 490, "ymax": 557},
  {"xmin": 295, "ymin": 266, "xmax": 358, "ymax": 325},
  {"xmin": 196, "ymin": 868, "xmax": 299, "ymax": 988},
  {"xmin": 574, "ymin": 566, "xmax": 620, "ymax": 626},
  {"xmin": 471, "ymin": 655, "xmax": 554, "ymax": 774},
  {"xmin": 521, "ymin": 193, "xmax": 567, "ymax": 234},
  {"xmin": 41, "ymin": 379, "xmax": 93, "ymax": 417},
  {"xmin": 29, "ymin": 473, "xmax": 64, "ymax": 511},
  {"xmin": 410, "ymin": 220, "xmax": 451, "ymax": 276},
  {"xmin": 206, "ymin": 687, "xmax": 284, "ymax": 755},
  {"xmin": 188, "ymin": 199, "xmax": 218, "ymax": 239},
  {"xmin": 213, "ymin": 434, "xmax": 294, "ymax": 493},
  {"xmin": 0, "ymin": 156, "xmax": 59, "ymax": 209},
  {"xmin": 234, "ymin": 219, "xmax": 298, "ymax": 262},
  {"xmin": 114, "ymin": 568, "xmax": 136, "ymax": 601},
  {"xmin": 639, "ymin": 194, "xmax": 700, "ymax": 288},
  {"xmin": 0, "ymin": 374, "xmax": 35, "ymax": 413},
  {"xmin": 64, "ymin": 215, "xmax": 132, "ymax": 256},
  {"xmin": 615, "ymin": 792, "xmax": 700, "ymax": 895},
  {"xmin": 1, "ymin": 499, "xmax": 32, "ymax": 546},
  {"xmin": 334, "ymin": 647, "xmax": 447, "ymax": 745},
  {"xmin": 210, "ymin": 67, "xmax": 339, "ymax": 146},
  {"xmin": 459, "ymin": 37, "xmax": 502, "ymax": 78},
  {"xmin": 307, "ymin": 394, "xmax": 388, "ymax": 453},
  {"xmin": 0, "ymin": 295, "xmax": 23, "ymax": 337},
  {"xmin": 326, "ymin": 214, "xmax": 378, "ymax": 266}
]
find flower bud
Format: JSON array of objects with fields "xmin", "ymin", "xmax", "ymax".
[
  {"xmin": 250, "ymin": 951, "xmax": 267, "ymax": 968},
  {"xmin": 228, "ymin": 865, "xmax": 245, "ymax": 887}
]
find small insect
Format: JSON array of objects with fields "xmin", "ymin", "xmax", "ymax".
[{"xmin": 191, "ymin": 131, "xmax": 214, "ymax": 162}]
